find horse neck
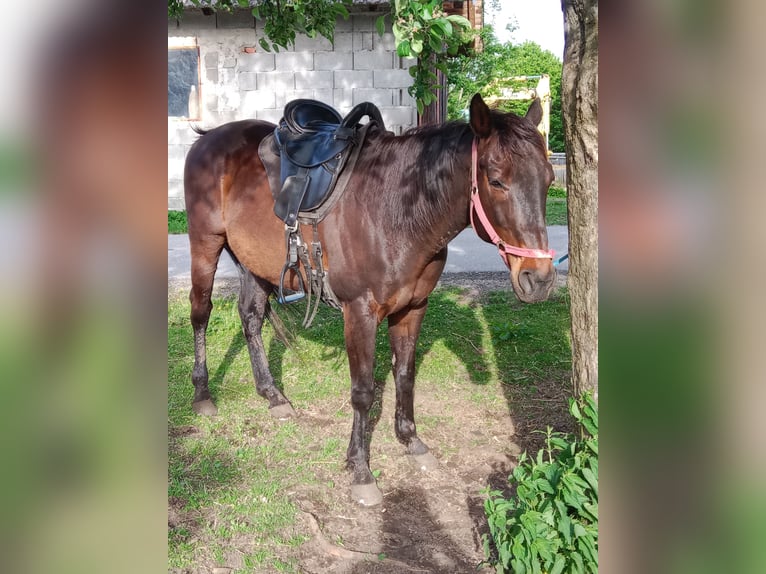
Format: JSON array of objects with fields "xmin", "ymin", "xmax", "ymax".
[{"xmin": 415, "ymin": 129, "xmax": 474, "ymax": 250}]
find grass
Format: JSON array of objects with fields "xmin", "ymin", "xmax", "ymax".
[
  {"xmin": 168, "ymin": 187, "xmax": 567, "ymax": 234},
  {"xmin": 168, "ymin": 285, "xmax": 571, "ymax": 572},
  {"xmin": 546, "ymin": 185, "xmax": 567, "ymax": 226},
  {"xmin": 169, "ymin": 210, "xmax": 188, "ymax": 234}
]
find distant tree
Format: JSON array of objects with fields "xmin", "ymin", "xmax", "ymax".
[{"xmin": 446, "ymin": 28, "xmax": 564, "ymax": 152}]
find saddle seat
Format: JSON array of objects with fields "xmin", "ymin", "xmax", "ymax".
[{"xmin": 268, "ymin": 99, "xmax": 384, "ymax": 228}]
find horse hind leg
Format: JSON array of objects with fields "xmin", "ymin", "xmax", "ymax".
[
  {"xmin": 234, "ymin": 257, "xmax": 296, "ymax": 420},
  {"xmin": 189, "ymin": 234, "xmax": 226, "ymax": 416}
]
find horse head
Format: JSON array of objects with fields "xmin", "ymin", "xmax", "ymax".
[{"xmin": 469, "ymin": 93, "xmax": 557, "ymax": 303}]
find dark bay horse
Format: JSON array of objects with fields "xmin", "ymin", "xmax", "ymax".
[{"xmin": 184, "ymin": 94, "xmax": 556, "ymax": 505}]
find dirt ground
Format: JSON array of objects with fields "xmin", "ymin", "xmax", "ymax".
[{"xmin": 169, "ymin": 271, "xmax": 572, "ymax": 574}]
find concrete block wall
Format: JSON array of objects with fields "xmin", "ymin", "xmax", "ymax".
[{"xmin": 168, "ymin": 9, "xmax": 417, "ymax": 210}]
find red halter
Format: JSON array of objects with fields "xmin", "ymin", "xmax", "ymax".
[{"xmin": 469, "ymin": 138, "xmax": 555, "ymax": 265}]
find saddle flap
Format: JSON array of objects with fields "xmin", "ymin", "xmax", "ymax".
[
  {"xmin": 278, "ymin": 126, "xmax": 350, "ymax": 167},
  {"xmin": 274, "ymin": 171, "xmax": 311, "ymax": 228}
]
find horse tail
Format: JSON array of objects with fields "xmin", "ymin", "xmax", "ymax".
[
  {"xmin": 190, "ymin": 123, "xmax": 208, "ymax": 136},
  {"xmin": 264, "ymin": 299, "xmax": 295, "ymax": 349}
]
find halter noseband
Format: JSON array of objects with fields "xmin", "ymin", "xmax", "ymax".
[{"xmin": 469, "ymin": 138, "xmax": 555, "ymax": 264}]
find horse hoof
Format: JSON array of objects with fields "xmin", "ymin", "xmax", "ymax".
[
  {"xmin": 408, "ymin": 451, "xmax": 439, "ymax": 472},
  {"xmin": 351, "ymin": 483, "xmax": 383, "ymax": 507},
  {"xmin": 269, "ymin": 403, "xmax": 296, "ymax": 420},
  {"xmin": 192, "ymin": 399, "xmax": 218, "ymax": 416}
]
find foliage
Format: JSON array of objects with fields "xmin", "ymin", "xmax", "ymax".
[
  {"xmin": 381, "ymin": 0, "xmax": 472, "ymax": 114},
  {"xmin": 483, "ymin": 393, "xmax": 598, "ymax": 573},
  {"xmin": 168, "ymin": 0, "xmax": 473, "ymax": 114},
  {"xmin": 446, "ymin": 28, "xmax": 564, "ymax": 152},
  {"xmin": 168, "ymin": 210, "xmax": 188, "ymax": 234}
]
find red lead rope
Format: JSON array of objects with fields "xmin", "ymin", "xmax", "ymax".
[{"xmin": 469, "ymin": 138, "xmax": 555, "ymax": 263}]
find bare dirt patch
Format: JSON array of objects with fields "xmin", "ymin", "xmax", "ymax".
[{"xmin": 168, "ymin": 272, "xmax": 572, "ymax": 573}]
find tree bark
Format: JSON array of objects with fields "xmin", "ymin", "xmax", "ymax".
[{"xmin": 561, "ymin": 0, "xmax": 598, "ymax": 397}]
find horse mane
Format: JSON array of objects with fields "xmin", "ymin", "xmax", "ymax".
[{"xmin": 359, "ymin": 109, "xmax": 545, "ymax": 236}]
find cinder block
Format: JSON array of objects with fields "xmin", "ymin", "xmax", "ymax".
[
  {"xmin": 216, "ymin": 9, "xmax": 254, "ymax": 29},
  {"xmin": 256, "ymin": 108, "xmax": 283, "ymax": 123},
  {"xmin": 315, "ymin": 51, "xmax": 353, "ymax": 71},
  {"xmin": 314, "ymin": 89, "xmax": 334, "ymax": 106},
  {"xmin": 204, "ymin": 51, "xmax": 219, "ymax": 69},
  {"xmin": 168, "ymin": 188, "xmax": 185, "ymax": 211},
  {"xmin": 373, "ymin": 31, "xmax": 396, "ymax": 51},
  {"xmin": 382, "ymin": 106, "xmax": 417, "ymax": 129},
  {"xmin": 353, "ymin": 32, "xmax": 373, "ymax": 52},
  {"xmin": 281, "ymin": 90, "xmax": 315, "ymax": 107},
  {"xmin": 333, "ymin": 88, "xmax": 353, "ymax": 110},
  {"xmin": 334, "ymin": 17, "xmax": 353, "ymax": 32},
  {"xmin": 240, "ymin": 90, "xmax": 276, "ymax": 117},
  {"xmin": 332, "ymin": 33, "xmax": 353, "ymax": 52},
  {"xmin": 239, "ymin": 52, "xmax": 275, "ymax": 72},
  {"xmin": 205, "ymin": 67, "xmax": 219, "ymax": 83},
  {"xmin": 398, "ymin": 88, "xmax": 415, "ymax": 107},
  {"xmin": 168, "ymin": 158, "xmax": 185, "ymax": 181},
  {"xmin": 239, "ymin": 71, "xmax": 258, "ymax": 91},
  {"xmin": 223, "ymin": 57, "xmax": 237, "ymax": 68},
  {"xmin": 168, "ymin": 123, "xmax": 200, "ymax": 145},
  {"xmin": 352, "ymin": 15, "xmax": 376, "ymax": 32},
  {"xmin": 275, "ymin": 52, "xmax": 314, "ymax": 71},
  {"xmin": 168, "ymin": 144, "xmax": 187, "ymax": 163},
  {"xmin": 352, "ymin": 88, "xmax": 393, "ymax": 107},
  {"xmin": 294, "ymin": 71, "xmax": 334, "ymax": 90},
  {"xmin": 373, "ymin": 69, "xmax": 413, "ymax": 89},
  {"xmin": 353, "ymin": 51, "xmax": 393, "ymax": 70},
  {"xmin": 398, "ymin": 56, "xmax": 418, "ymax": 70},
  {"xmin": 256, "ymin": 71, "xmax": 295, "ymax": 91},
  {"xmin": 177, "ymin": 10, "xmax": 216, "ymax": 30},
  {"xmin": 293, "ymin": 33, "xmax": 333, "ymax": 52},
  {"xmin": 333, "ymin": 70, "xmax": 373, "ymax": 89},
  {"xmin": 204, "ymin": 93, "xmax": 219, "ymax": 114}
]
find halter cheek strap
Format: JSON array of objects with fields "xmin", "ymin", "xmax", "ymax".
[{"xmin": 470, "ymin": 138, "xmax": 555, "ymax": 262}]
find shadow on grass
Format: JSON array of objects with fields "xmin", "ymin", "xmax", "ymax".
[{"xmin": 480, "ymin": 288, "xmax": 575, "ymax": 454}]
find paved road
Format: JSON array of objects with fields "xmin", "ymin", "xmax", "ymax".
[{"xmin": 168, "ymin": 226, "xmax": 568, "ymax": 280}]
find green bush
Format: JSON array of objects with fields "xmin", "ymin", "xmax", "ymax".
[
  {"xmin": 168, "ymin": 210, "xmax": 188, "ymax": 234},
  {"xmin": 483, "ymin": 393, "xmax": 598, "ymax": 574}
]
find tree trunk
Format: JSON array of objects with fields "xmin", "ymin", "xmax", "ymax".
[{"xmin": 561, "ymin": 0, "xmax": 598, "ymax": 397}]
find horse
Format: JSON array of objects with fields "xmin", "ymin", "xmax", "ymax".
[{"xmin": 183, "ymin": 94, "xmax": 556, "ymax": 506}]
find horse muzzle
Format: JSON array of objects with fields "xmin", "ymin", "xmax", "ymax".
[{"xmin": 511, "ymin": 261, "xmax": 557, "ymax": 303}]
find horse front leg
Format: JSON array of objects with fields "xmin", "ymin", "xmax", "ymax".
[
  {"xmin": 343, "ymin": 299, "xmax": 383, "ymax": 506},
  {"xmin": 388, "ymin": 301, "xmax": 439, "ymax": 471}
]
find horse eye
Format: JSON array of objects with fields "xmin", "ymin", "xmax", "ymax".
[{"xmin": 489, "ymin": 179, "xmax": 504, "ymax": 189}]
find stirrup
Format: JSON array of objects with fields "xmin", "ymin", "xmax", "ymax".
[{"xmin": 277, "ymin": 228, "xmax": 306, "ymax": 304}]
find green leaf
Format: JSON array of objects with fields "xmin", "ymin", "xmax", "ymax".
[
  {"xmin": 396, "ymin": 40, "xmax": 411, "ymax": 57},
  {"xmin": 581, "ymin": 467, "xmax": 598, "ymax": 496},
  {"xmin": 569, "ymin": 399, "xmax": 582, "ymax": 421},
  {"xmin": 334, "ymin": 3, "xmax": 349, "ymax": 19},
  {"xmin": 258, "ymin": 38, "xmax": 271, "ymax": 52},
  {"xmin": 411, "ymin": 37, "xmax": 424, "ymax": 54},
  {"xmin": 375, "ymin": 14, "xmax": 386, "ymax": 36},
  {"xmin": 550, "ymin": 555, "xmax": 566, "ymax": 574},
  {"xmin": 446, "ymin": 14, "xmax": 471, "ymax": 28},
  {"xmin": 571, "ymin": 551, "xmax": 585, "ymax": 573}
]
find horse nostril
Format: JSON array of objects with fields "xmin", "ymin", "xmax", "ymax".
[{"xmin": 519, "ymin": 270, "xmax": 535, "ymax": 294}]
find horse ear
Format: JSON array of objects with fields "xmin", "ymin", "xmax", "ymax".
[
  {"xmin": 525, "ymin": 98, "xmax": 543, "ymax": 127},
  {"xmin": 469, "ymin": 93, "xmax": 492, "ymax": 138}
]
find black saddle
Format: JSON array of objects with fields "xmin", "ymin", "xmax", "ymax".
[{"xmin": 270, "ymin": 99, "xmax": 383, "ymax": 228}]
